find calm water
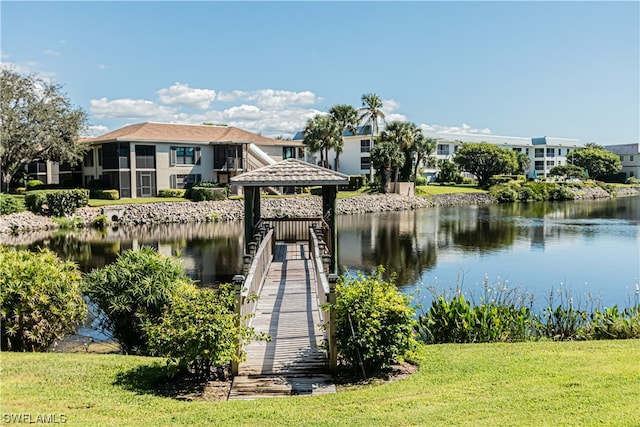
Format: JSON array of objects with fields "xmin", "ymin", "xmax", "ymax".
[{"xmin": 11, "ymin": 196, "xmax": 640, "ymax": 309}]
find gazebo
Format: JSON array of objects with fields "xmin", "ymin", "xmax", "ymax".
[{"xmin": 230, "ymin": 158, "xmax": 349, "ymax": 272}]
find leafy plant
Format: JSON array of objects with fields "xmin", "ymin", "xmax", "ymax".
[
  {"xmin": 157, "ymin": 188, "xmax": 187, "ymax": 198},
  {"xmin": 143, "ymin": 284, "xmax": 268, "ymax": 379},
  {"xmin": 24, "ymin": 189, "xmax": 89, "ymax": 216},
  {"xmin": 0, "ymin": 193, "xmax": 25, "ymax": 215},
  {"xmin": 580, "ymin": 305, "xmax": 640, "ymax": 340},
  {"xmin": 0, "ymin": 247, "xmax": 87, "ymax": 351},
  {"xmin": 330, "ymin": 266, "xmax": 417, "ymax": 372},
  {"xmin": 534, "ymin": 286, "xmax": 588, "ymax": 340},
  {"xmin": 83, "ymin": 247, "xmax": 194, "ymax": 354}
]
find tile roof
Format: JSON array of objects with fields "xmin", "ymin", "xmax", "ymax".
[
  {"xmin": 231, "ymin": 158, "xmax": 349, "ymax": 187},
  {"xmin": 87, "ymin": 122, "xmax": 302, "ymax": 146}
]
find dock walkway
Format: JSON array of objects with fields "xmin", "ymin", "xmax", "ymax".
[{"xmin": 228, "ymin": 243, "xmax": 336, "ymax": 399}]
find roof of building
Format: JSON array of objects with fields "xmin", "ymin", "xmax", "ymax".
[
  {"xmin": 86, "ymin": 122, "xmax": 303, "ymax": 146},
  {"xmin": 604, "ymin": 143, "xmax": 640, "ymax": 155},
  {"xmin": 423, "ymin": 132, "xmax": 582, "ymax": 148},
  {"xmin": 292, "ymin": 125, "xmax": 372, "ymax": 141},
  {"xmin": 231, "ymin": 158, "xmax": 349, "ymax": 187}
]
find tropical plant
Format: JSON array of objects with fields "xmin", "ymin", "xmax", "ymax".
[
  {"xmin": 0, "ymin": 194, "xmax": 25, "ymax": 215},
  {"xmin": 0, "ymin": 69, "xmax": 88, "ymax": 191},
  {"xmin": 358, "ymin": 93, "xmax": 386, "ymax": 138},
  {"xmin": 549, "ymin": 164, "xmax": 588, "ymax": 180},
  {"xmin": 83, "ymin": 247, "xmax": 195, "ymax": 354},
  {"xmin": 414, "ymin": 136, "xmax": 437, "ymax": 184},
  {"xmin": 144, "ymin": 284, "xmax": 268, "ymax": 379},
  {"xmin": 328, "ymin": 104, "xmax": 359, "ymax": 171},
  {"xmin": 370, "ymin": 138, "xmax": 405, "ymax": 193},
  {"xmin": 453, "ymin": 142, "xmax": 518, "ymax": 187},
  {"xmin": 516, "ymin": 151, "xmax": 531, "ymax": 174},
  {"xmin": 329, "ymin": 267, "xmax": 417, "ymax": 373},
  {"xmin": 0, "ymin": 247, "xmax": 87, "ymax": 351},
  {"xmin": 302, "ymin": 114, "xmax": 341, "ymax": 169},
  {"xmin": 566, "ymin": 146, "xmax": 621, "ymax": 180},
  {"xmin": 435, "ymin": 159, "xmax": 463, "ymax": 184}
]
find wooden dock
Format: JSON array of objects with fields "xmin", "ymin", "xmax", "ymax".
[{"xmin": 228, "ymin": 243, "xmax": 336, "ymax": 400}]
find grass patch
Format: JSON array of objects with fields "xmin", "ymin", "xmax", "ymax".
[
  {"xmin": 88, "ymin": 197, "xmax": 191, "ymax": 207},
  {"xmin": 1, "ymin": 340, "xmax": 638, "ymax": 426},
  {"xmin": 415, "ymin": 184, "xmax": 487, "ymax": 196}
]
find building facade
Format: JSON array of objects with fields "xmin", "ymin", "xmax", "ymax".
[
  {"xmin": 604, "ymin": 143, "xmax": 640, "ymax": 180},
  {"xmin": 80, "ymin": 122, "xmax": 304, "ymax": 198}
]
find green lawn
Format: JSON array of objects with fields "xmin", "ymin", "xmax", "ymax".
[
  {"xmin": 415, "ymin": 184, "xmax": 487, "ymax": 196},
  {"xmin": 1, "ymin": 340, "xmax": 638, "ymax": 426},
  {"xmin": 88, "ymin": 197, "xmax": 191, "ymax": 207}
]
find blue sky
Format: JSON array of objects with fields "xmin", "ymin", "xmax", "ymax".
[{"xmin": 1, "ymin": 1, "xmax": 638, "ymax": 144}]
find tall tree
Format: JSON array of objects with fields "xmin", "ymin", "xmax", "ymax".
[
  {"xmin": 453, "ymin": 142, "xmax": 518, "ymax": 186},
  {"xmin": 0, "ymin": 70, "xmax": 88, "ymax": 191},
  {"xmin": 516, "ymin": 151, "xmax": 531, "ymax": 174},
  {"xmin": 302, "ymin": 114, "xmax": 341, "ymax": 169},
  {"xmin": 328, "ymin": 104, "xmax": 358, "ymax": 171},
  {"xmin": 379, "ymin": 121, "xmax": 414, "ymax": 185},
  {"xmin": 566, "ymin": 146, "xmax": 621, "ymax": 180},
  {"xmin": 359, "ymin": 93, "xmax": 385, "ymax": 141},
  {"xmin": 370, "ymin": 138, "xmax": 404, "ymax": 193},
  {"xmin": 414, "ymin": 135, "xmax": 437, "ymax": 184}
]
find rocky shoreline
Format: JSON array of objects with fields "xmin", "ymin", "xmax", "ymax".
[{"xmin": 1, "ymin": 186, "xmax": 638, "ymax": 237}]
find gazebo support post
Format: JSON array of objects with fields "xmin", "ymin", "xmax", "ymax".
[
  {"xmin": 322, "ymin": 185, "xmax": 338, "ymax": 273},
  {"xmin": 244, "ymin": 186, "xmax": 262, "ymax": 252}
]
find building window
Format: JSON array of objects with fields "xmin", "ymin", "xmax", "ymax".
[
  {"xmin": 102, "ymin": 142, "xmax": 130, "ymax": 169},
  {"xmin": 525, "ymin": 148, "xmax": 530, "ymax": 155},
  {"xmin": 84, "ymin": 175, "xmax": 94, "ymax": 186},
  {"xmin": 360, "ymin": 156, "xmax": 371, "ymax": 170},
  {"xmin": 630, "ymin": 155, "xmax": 634, "ymax": 161},
  {"xmin": 170, "ymin": 174, "xmax": 202, "ymax": 189},
  {"xmin": 171, "ymin": 146, "xmax": 200, "ymax": 165},
  {"xmin": 512, "ymin": 147, "xmax": 522, "ymax": 152},
  {"xmin": 83, "ymin": 150, "xmax": 94, "ymax": 167},
  {"xmin": 97, "ymin": 148, "xmax": 102, "ymax": 166},
  {"xmin": 135, "ymin": 145, "xmax": 156, "ymax": 169},
  {"xmin": 620, "ymin": 156, "xmax": 625, "ymax": 161},
  {"xmin": 214, "ymin": 145, "xmax": 242, "ymax": 169},
  {"xmin": 283, "ymin": 147, "xmax": 296, "ymax": 159},
  {"xmin": 535, "ymin": 148, "xmax": 544, "ymax": 158},
  {"xmin": 546, "ymin": 160, "xmax": 555, "ymax": 167},
  {"xmin": 546, "ymin": 148, "xmax": 555, "ymax": 157},
  {"xmin": 534, "ymin": 161, "xmax": 544, "ymax": 170},
  {"xmin": 360, "ymin": 139, "xmax": 371, "ymax": 153},
  {"xmin": 437, "ymin": 144, "xmax": 450, "ymax": 156}
]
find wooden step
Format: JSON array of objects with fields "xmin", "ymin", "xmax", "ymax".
[{"xmin": 228, "ymin": 374, "xmax": 336, "ymax": 400}]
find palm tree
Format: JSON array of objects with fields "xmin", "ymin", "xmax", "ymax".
[
  {"xmin": 379, "ymin": 121, "xmax": 413, "ymax": 186},
  {"xmin": 359, "ymin": 93, "xmax": 386, "ymax": 137},
  {"xmin": 516, "ymin": 151, "xmax": 531, "ymax": 175},
  {"xmin": 302, "ymin": 114, "xmax": 341, "ymax": 169},
  {"xmin": 328, "ymin": 104, "xmax": 358, "ymax": 171},
  {"xmin": 414, "ymin": 135, "xmax": 437, "ymax": 184},
  {"xmin": 371, "ymin": 137, "xmax": 405, "ymax": 194}
]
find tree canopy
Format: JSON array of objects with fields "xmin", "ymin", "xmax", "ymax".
[
  {"xmin": 359, "ymin": 93, "xmax": 385, "ymax": 137},
  {"xmin": 302, "ymin": 114, "xmax": 341, "ymax": 169},
  {"xmin": 453, "ymin": 142, "xmax": 518, "ymax": 186},
  {"xmin": 0, "ymin": 70, "xmax": 88, "ymax": 191},
  {"xmin": 328, "ymin": 104, "xmax": 359, "ymax": 171},
  {"xmin": 566, "ymin": 146, "xmax": 621, "ymax": 180},
  {"xmin": 370, "ymin": 138, "xmax": 404, "ymax": 193}
]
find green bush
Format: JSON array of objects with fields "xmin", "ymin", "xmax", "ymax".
[
  {"xmin": 488, "ymin": 175, "xmax": 526, "ymax": 186},
  {"xmin": 534, "ymin": 287, "xmax": 588, "ymax": 341},
  {"xmin": 548, "ymin": 186, "xmax": 575, "ymax": 201},
  {"xmin": 14, "ymin": 187, "xmax": 26, "ymax": 195},
  {"xmin": 580, "ymin": 306, "xmax": 640, "ymax": 340},
  {"xmin": 190, "ymin": 187, "xmax": 226, "ymax": 201},
  {"xmin": 144, "ymin": 284, "xmax": 268, "ymax": 379},
  {"xmin": 25, "ymin": 189, "xmax": 89, "ymax": 216},
  {"xmin": 330, "ymin": 267, "xmax": 417, "ymax": 372},
  {"xmin": 490, "ymin": 184, "xmax": 519, "ymax": 203},
  {"xmin": 157, "ymin": 188, "xmax": 187, "ymax": 198},
  {"xmin": 0, "ymin": 194, "xmax": 25, "ymax": 215},
  {"xmin": 94, "ymin": 189, "xmax": 119, "ymax": 200},
  {"xmin": 415, "ymin": 175, "xmax": 428, "ymax": 186},
  {"xmin": 83, "ymin": 247, "xmax": 195, "ymax": 354},
  {"xmin": 626, "ymin": 176, "xmax": 639, "ymax": 185},
  {"xmin": 26, "ymin": 179, "xmax": 44, "ymax": 190},
  {"xmin": 0, "ymin": 247, "xmax": 87, "ymax": 351}
]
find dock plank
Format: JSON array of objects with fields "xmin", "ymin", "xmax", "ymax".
[{"xmin": 228, "ymin": 242, "xmax": 336, "ymax": 400}]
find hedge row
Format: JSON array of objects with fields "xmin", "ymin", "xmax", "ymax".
[{"xmin": 24, "ymin": 189, "xmax": 89, "ymax": 217}]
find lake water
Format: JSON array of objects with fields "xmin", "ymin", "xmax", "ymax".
[{"xmin": 12, "ymin": 195, "xmax": 640, "ymax": 311}]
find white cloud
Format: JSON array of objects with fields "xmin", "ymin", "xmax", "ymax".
[
  {"xmin": 90, "ymin": 97, "xmax": 177, "ymax": 120},
  {"xmin": 156, "ymin": 82, "xmax": 216, "ymax": 110},
  {"xmin": 217, "ymin": 89, "xmax": 318, "ymax": 108},
  {"xmin": 43, "ymin": 50, "xmax": 61, "ymax": 56},
  {"xmin": 419, "ymin": 122, "xmax": 492, "ymax": 135},
  {"xmin": 98, "ymin": 64, "xmax": 107, "ymax": 70},
  {"xmin": 82, "ymin": 125, "xmax": 109, "ymax": 137}
]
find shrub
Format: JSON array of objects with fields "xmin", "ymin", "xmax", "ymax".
[
  {"xmin": 490, "ymin": 184, "xmax": 519, "ymax": 203},
  {"xmin": 580, "ymin": 306, "xmax": 640, "ymax": 340},
  {"xmin": 26, "ymin": 179, "xmax": 44, "ymax": 190},
  {"xmin": 158, "ymin": 188, "xmax": 187, "ymax": 198},
  {"xmin": 25, "ymin": 189, "xmax": 89, "ymax": 216},
  {"xmin": 190, "ymin": 187, "xmax": 226, "ymax": 201},
  {"xmin": 415, "ymin": 175, "xmax": 427, "ymax": 186},
  {"xmin": 517, "ymin": 186, "xmax": 536, "ymax": 202},
  {"xmin": 0, "ymin": 194, "xmax": 25, "ymax": 215},
  {"xmin": 330, "ymin": 267, "xmax": 417, "ymax": 372},
  {"xmin": 534, "ymin": 287, "xmax": 588, "ymax": 340},
  {"xmin": 83, "ymin": 247, "xmax": 195, "ymax": 354},
  {"xmin": 626, "ymin": 176, "xmax": 639, "ymax": 185},
  {"xmin": 94, "ymin": 189, "xmax": 119, "ymax": 200},
  {"xmin": 548, "ymin": 186, "xmax": 575, "ymax": 201},
  {"xmin": 14, "ymin": 187, "xmax": 26, "ymax": 195},
  {"xmin": 91, "ymin": 215, "xmax": 108, "ymax": 229},
  {"xmin": 144, "ymin": 284, "xmax": 268, "ymax": 379},
  {"xmin": 0, "ymin": 247, "xmax": 87, "ymax": 351}
]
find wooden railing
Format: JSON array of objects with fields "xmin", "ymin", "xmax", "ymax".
[
  {"xmin": 232, "ymin": 225, "xmax": 274, "ymax": 376},
  {"xmin": 309, "ymin": 226, "xmax": 337, "ymax": 372},
  {"xmin": 262, "ymin": 217, "xmax": 326, "ymax": 242}
]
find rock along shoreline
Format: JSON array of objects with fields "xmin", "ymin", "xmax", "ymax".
[{"xmin": 1, "ymin": 186, "xmax": 639, "ymax": 237}]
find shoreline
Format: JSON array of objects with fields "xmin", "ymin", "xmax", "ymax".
[{"xmin": 1, "ymin": 186, "xmax": 639, "ymax": 239}]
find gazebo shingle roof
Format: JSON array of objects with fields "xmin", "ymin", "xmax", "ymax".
[{"xmin": 231, "ymin": 158, "xmax": 349, "ymax": 187}]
